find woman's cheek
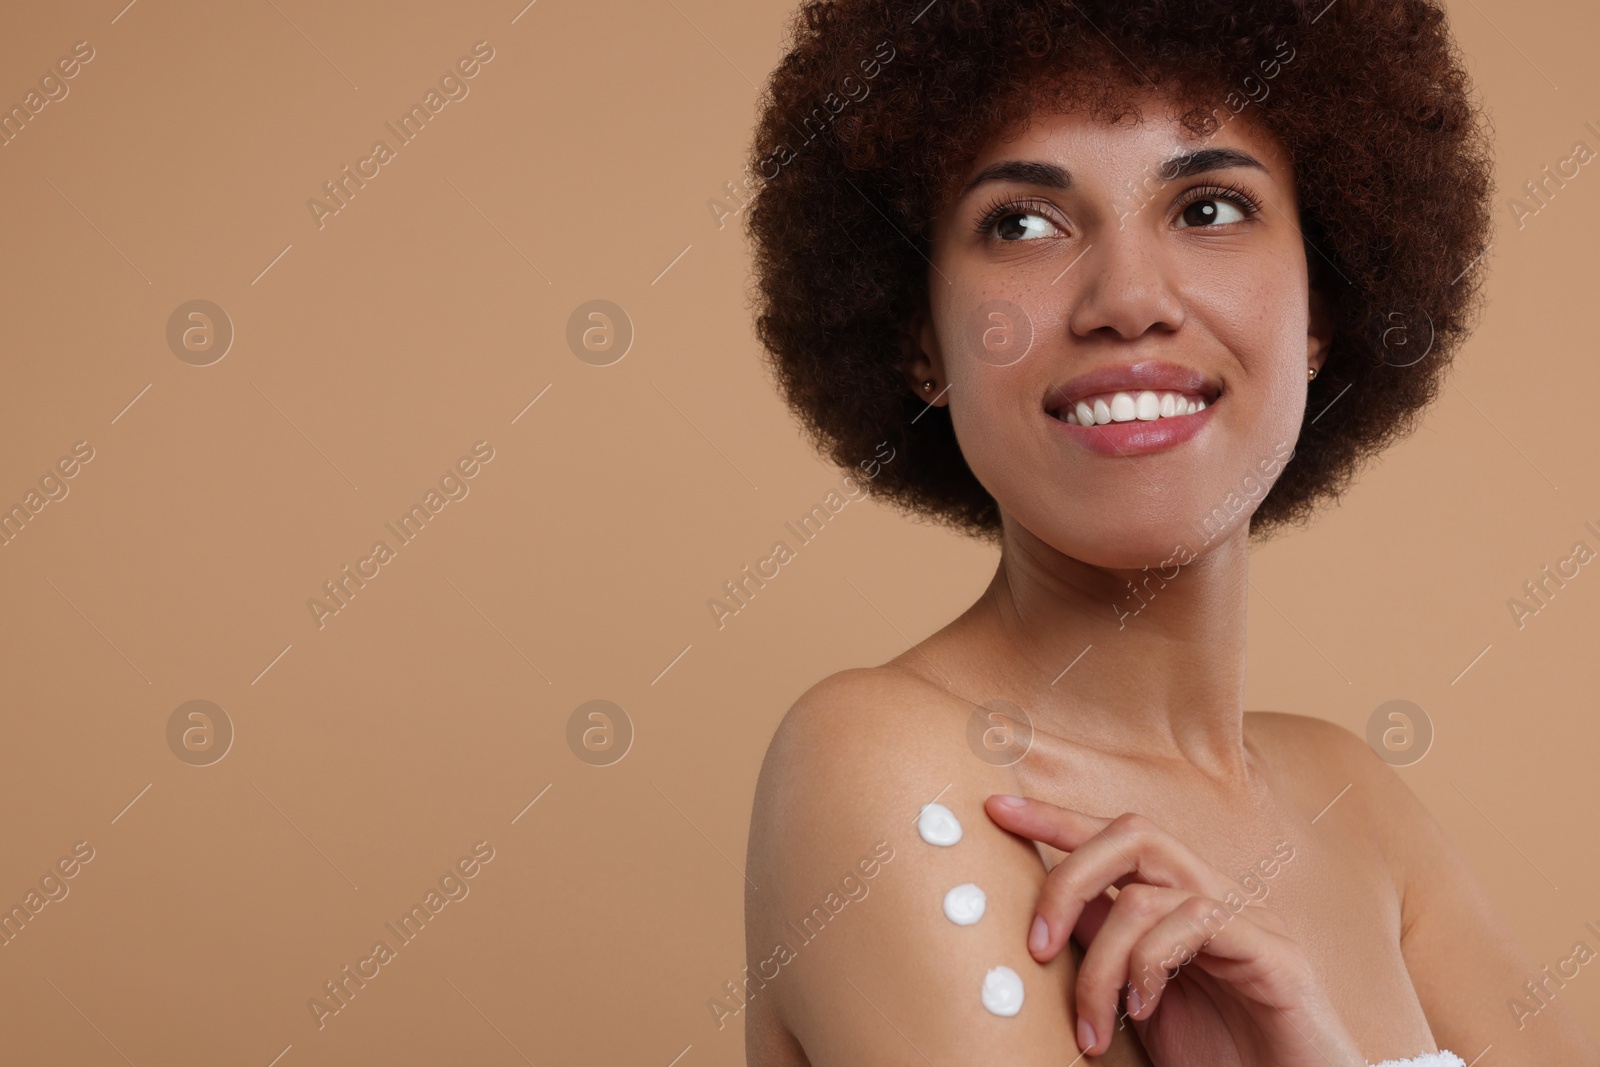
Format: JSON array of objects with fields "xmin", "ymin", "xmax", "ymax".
[
  {"xmin": 935, "ymin": 297, "xmax": 1040, "ymax": 471},
  {"xmin": 1229, "ymin": 316, "xmax": 1312, "ymax": 501},
  {"xmin": 946, "ymin": 370, "xmax": 1026, "ymax": 485}
]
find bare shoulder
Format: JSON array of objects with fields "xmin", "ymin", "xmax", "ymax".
[
  {"xmin": 1243, "ymin": 710, "xmax": 1397, "ymax": 813},
  {"xmin": 1244, "ymin": 709, "xmax": 1495, "ymax": 890},
  {"xmin": 748, "ymin": 664, "xmax": 1021, "ymax": 884},
  {"xmin": 757, "ymin": 665, "xmax": 994, "ymax": 796},
  {"xmin": 1244, "ymin": 709, "xmax": 1456, "ymax": 901},
  {"xmin": 1244, "ymin": 712, "xmax": 1600, "ymax": 1058},
  {"xmin": 743, "ymin": 666, "xmax": 1146, "ymax": 1067},
  {"xmin": 1244, "ymin": 709, "xmax": 1374, "ymax": 774}
]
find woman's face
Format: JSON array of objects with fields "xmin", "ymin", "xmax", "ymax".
[{"xmin": 913, "ymin": 91, "xmax": 1329, "ymax": 569}]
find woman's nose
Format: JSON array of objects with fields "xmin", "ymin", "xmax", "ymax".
[{"xmin": 1065, "ymin": 229, "xmax": 1186, "ymax": 341}]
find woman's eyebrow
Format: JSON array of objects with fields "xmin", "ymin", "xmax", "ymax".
[
  {"xmin": 959, "ymin": 147, "xmax": 1268, "ymax": 198},
  {"xmin": 960, "ymin": 160, "xmax": 1071, "ymax": 198},
  {"xmin": 1157, "ymin": 146, "xmax": 1268, "ymax": 180}
]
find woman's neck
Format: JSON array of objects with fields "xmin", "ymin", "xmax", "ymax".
[{"xmin": 920, "ymin": 520, "xmax": 1256, "ymax": 784}]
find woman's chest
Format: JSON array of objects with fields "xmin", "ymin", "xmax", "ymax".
[
  {"xmin": 1246, "ymin": 828, "xmax": 1438, "ymax": 1057},
  {"xmin": 1020, "ymin": 768, "xmax": 1438, "ymax": 1058}
]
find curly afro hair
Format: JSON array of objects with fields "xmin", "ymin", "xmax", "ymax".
[{"xmin": 744, "ymin": 0, "xmax": 1494, "ymax": 544}]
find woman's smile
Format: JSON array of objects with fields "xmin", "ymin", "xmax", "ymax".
[
  {"xmin": 1042, "ymin": 357, "xmax": 1222, "ymax": 456},
  {"xmin": 1045, "ymin": 390, "xmax": 1218, "ymax": 456}
]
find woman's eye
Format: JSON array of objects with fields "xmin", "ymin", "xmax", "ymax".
[
  {"xmin": 1176, "ymin": 198, "xmax": 1248, "ymax": 228},
  {"xmin": 993, "ymin": 211, "xmax": 1059, "ymax": 241}
]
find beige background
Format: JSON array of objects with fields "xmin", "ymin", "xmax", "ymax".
[{"xmin": 0, "ymin": 0, "xmax": 1595, "ymax": 1063}]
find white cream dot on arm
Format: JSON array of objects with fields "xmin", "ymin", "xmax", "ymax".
[
  {"xmin": 982, "ymin": 965, "xmax": 1025, "ymax": 1016},
  {"xmin": 917, "ymin": 802, "xmax": 963, "ymax": 845},
  {"xmin": 943, "ymin": 882, "xmax": 987, "ymax": 925}
]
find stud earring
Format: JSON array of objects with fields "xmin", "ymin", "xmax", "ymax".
[
  {"xmin": 922, "ymin": 380, "xmax": 935, "ymax": 393},
  {"xmin": 1308, "ymin": 366, "xmax": 1318, "ymax": 381}
]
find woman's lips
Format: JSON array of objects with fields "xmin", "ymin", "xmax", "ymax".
[{"xmin": 1046, "ymin": 394, "xmax": 1217, "ymax": 456}]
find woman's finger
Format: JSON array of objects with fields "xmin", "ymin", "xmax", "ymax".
[
  {"xmin": 1068, "ymin": 887, "xmax": 1117, "ymax": 949},
  {"xmin": 1070, "ymin": 882, "xmax": 1195, "ymax": 1056},
  {"xmin": 1124, "ymin": 895, "xmax": 1307, "ymax": 1022},
  {"xmin": 988, "ymin": 799, "xmax": 1245, "ymax": 960},
  {"xmin": 987, "ymin": 797, "xmax": 1233, "ymax": 897}
]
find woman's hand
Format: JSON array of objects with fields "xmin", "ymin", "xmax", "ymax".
[{"xmin": 985, "ymin": 794, "xmax": 1365, "ymax": 1067}]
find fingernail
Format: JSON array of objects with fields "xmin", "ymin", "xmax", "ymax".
[
  {"xmin": 1077, "ymin": 1017, "xmax": 1096, "ymax": 1053},
  {"xmin": 1126, "ymin": 985, "xmax": 1143, "ymax": 1017},
  {"xmin": 994, "ymin": 794, "xmax": 1026, "ymax": 807},
  {"xmin": 1028, "ymin": 914, "xmax": 1049, "ymax": 953}
]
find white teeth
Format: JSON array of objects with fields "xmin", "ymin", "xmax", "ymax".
[{"xmin": 1054, "ymin": 389, "xmax": 1213, "ymax": 426}]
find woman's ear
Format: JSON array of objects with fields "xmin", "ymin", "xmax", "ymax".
[
  {"xmin": 899, "ymin": 303, "xmax": 949, "ymax": 404},
  {"xmin": 1307, "ymin": 284, "xmax": 1333, "ymax": 375}
]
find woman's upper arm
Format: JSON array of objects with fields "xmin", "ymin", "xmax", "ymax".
[
  {"xmin": 745, "ymin": 669, "xmax": 1149, "ymax": 1067},
  {"xmin": 1359, "ymin": 746, "xmax": 1600, "ymax": 1061}
]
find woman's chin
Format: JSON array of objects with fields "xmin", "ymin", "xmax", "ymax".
[{"xmin": 1026, "ymin": 511, "xmax": 1243, "ymax": 571}]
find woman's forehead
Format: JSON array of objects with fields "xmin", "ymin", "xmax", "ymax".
[{"xmin": 961, "ymin": 98, "xmax": 1290, "ymax": 183}]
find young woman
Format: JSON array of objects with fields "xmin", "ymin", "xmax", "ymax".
[{"xmin": 740, "ymin": 1, "xmax": 1599, "ymax": 1065}]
